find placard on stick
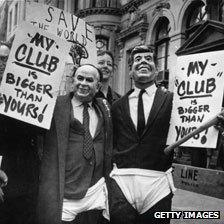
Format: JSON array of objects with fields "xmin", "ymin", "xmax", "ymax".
[
  {"xmin": 0, "ymin": 22, "xmax": 71, "ymax": 129},
  {"xmin": 26, "ymin": 2, "xmax": 97, "ymax": 67},
  {"xmin": 167, "ymin": 50, "xmax": 224, "ymax": 148}
]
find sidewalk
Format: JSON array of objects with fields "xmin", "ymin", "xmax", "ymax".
[{"xmin": 171, "ymin": 189, "xmax": 224, "ymax": 224}]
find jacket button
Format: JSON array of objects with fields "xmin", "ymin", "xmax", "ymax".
[{"xmin": 90, "ymin": 161, "xmax": 93, "ymax": 166}]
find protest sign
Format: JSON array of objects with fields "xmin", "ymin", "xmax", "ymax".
[
  {"xmin": 167, "ymin": 50, "xmax": 224, "ymax": 148},
  {"xmin": 0, "ymin": 22, "xmax": 71, "ymax": 129},
  {"xmin": 26, "ymin": 2, "xmax": 97, "ymax": 67}
]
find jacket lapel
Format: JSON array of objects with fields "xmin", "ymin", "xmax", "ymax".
[
  {"xmin": 143, "ymin": 88, "xmax": 168, "ymax": 135},
  {"xmin": 54, "ymin": 94, "xmax": 71, "ymax": 201},
  {"xmin": 121, "ymin": 90, "xmax": 138, "ymax": 137},
  {"xmin": 94, "ymin": 98, "xmax": 113, "ymax": 177},
  {"xmin": 93, "ymin": 103, "xmax": 104, "ymax": 138}
]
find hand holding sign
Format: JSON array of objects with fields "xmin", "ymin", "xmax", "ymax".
[
  {"xmin": 167, "ymin": 51, "xmax": 224, "ymax": 148},
  {"xmin": 165, "ymin": 110, "xmax": 224, "ymax": 155}
]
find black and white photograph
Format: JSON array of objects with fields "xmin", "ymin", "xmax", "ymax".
[{"xmin": 0, "ymin": 0, "xmax": 224, "ymax": 224}]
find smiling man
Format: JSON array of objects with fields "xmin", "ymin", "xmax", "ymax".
[
  {"xmin": 37, "ymin": 64, "xmax": 112, "ymax": 224},
  {"xmin": 109, "ymin": 45, "xmax": 175, "ymax": 224},
  {"xmin": 95, "ymin": 51, "xmax": 120, "ymax": 105}
]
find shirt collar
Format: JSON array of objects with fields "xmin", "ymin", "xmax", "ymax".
[
  {"xmin": 132, "ymin": 84, "xmax": 157, "ymax": 97},
  {"xmin": 71, "ymin": 96, "xmax": 93, "ymax": 108}
]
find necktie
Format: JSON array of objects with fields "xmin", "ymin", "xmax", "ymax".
[
  {"xmin": 82, "ymin": 103, "xmax": 94, "ymax": 160},
  {"xmin": 137, "ymin": 89, "xmax": 146, "ymax": 136}
]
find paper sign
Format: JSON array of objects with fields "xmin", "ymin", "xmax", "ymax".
[
  {"xmin": 26, "ymin": 2, "xmax": 97, "ymax": 67},
  {"xmin": 167, "ymin": 50, "xmax": 224, "ymax": 148},
  {"xmin": 0, "ymin": 22, "xmax": 71, "ymax": 129}
]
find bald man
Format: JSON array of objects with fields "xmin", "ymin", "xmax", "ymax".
[{"xmin": 37, "ymin": 64, "xmax": 112, "ymax": 224}]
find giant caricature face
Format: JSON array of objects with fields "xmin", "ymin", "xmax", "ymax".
[{"xmin": 131, "ymin": 51, "xmax": 156, "ymax": 84}]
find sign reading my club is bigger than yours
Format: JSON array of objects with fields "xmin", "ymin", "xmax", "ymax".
[
  {"xmin": 0, "ymin": 22, "xmax": 71, "ymax": 129},
  {"xmin": 167, "ymin": 50, "xmax": 224, "ymax": 148}
]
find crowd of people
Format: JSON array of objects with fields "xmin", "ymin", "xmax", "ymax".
[{"xmin": 0, "ymin": 41, "xmax": 223, "ymax": 224}]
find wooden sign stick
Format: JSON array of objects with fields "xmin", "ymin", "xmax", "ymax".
[{"xmin": 164, "ymin": 111, "xmax": 224, "ymax": 155}]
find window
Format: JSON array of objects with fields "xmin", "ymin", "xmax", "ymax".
[
  {"xmin": 91, "ymin": 0, "xmax": 97, "ymax": 7},
  {"xmin": 153, "ymin": 17, "xmax": 170, "ymax": 87},
  {"xmin": 73, "ymin": 0, "xmax": 78, "ymax": 13},
  {"xmin": 96, "ymin": 35, "xmax": 109, "ymax": 51},
  {"xmin": 58, "ymin": 0, "xmax": 64, "ymax": 9},
  {"xmin": 125, "ymin": 49, "xmax": 133, "ymax": 92},
  {"xmin": 91, "ymin": 0, "xmax": 113, "ymax": 7},
  {"xmin": 154, "ymin": 17, "xmax": 170, "ymax": 72},
  {"xmin": 185, "ymin": 1, "xmax": 207, "ymax": 38},
  {"xmin": 14, "ymin": 3, "xmax": 18, "ymax": 26},
  {"xmin": 9, "ymin": 10, "xmax": 12, "ymax": 33}
]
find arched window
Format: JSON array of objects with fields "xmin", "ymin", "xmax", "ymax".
[
  {"xmin": 154, "ymin": 17, "xmax": 170, "ymax": 73},
  {"xmin": 185, "ymin": 1, "xmax": 208, "ymax": 38},
  {"xmin": 96, "ymin": 35, "xmax": 109, "ymax": 51},
  {"xmin": 153, "ymin": 17, "xmax": 170, "ymax": 87}
]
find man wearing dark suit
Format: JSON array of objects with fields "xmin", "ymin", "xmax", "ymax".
[
  {"xmin": 0, "ymin": 42, "xmax": 41, "ymax": 224},
  {"xmin": 37, "ymin": 64, "xmax": 112, "ymax": 224},
  {"xmin": 109, "ymin": 45, "xmax": 175, "ymax": 224}
]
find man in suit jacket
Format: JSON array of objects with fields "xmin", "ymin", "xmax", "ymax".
[
  {"xmin": 37, "ymin": 64, "xmax": 112, "ymax": 224},
  {"xmin": 109, "ymin": 45, "xmax": 175, "ymax": 224}
]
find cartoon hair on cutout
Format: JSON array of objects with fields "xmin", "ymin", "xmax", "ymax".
[{"xmin": 68, "ymin": 41, "xmax": 88, "ymax": 67}]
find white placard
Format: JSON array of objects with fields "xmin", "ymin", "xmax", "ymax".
[
  {"xmin": 0, "ymin": 22, "xmax": 71, "ymax": 129},
  {"xmin": 167, "ymin": 50, "xmax": 224, "ymax": 148},
  {"xmin": 26, "ymin": 2, "xmax": 97, "ymax": 66}
]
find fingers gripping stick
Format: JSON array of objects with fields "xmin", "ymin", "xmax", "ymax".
[{"xmin": 164, "ymin": 110, "xmax": 224, "ymax": 155}]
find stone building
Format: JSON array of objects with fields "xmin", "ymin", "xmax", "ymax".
[{"xmin": 1, "ymin": 0, "xmax": 224, "ymax": 95}]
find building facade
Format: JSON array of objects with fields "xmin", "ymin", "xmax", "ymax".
[{"xmin": 1, "ymin": 0, "xmax": 224, "ymax": 95}]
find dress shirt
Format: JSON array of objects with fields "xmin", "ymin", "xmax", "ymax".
[
  {"xmin": 71, "ymin": 97, "xmax": 98, "ymax": 137},
  {"xmin": 129, "ymin": 85, "xmax": 157, "ymax": 129}
]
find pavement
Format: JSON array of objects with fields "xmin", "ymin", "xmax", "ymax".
[{"xmin": 171, "ymin": 189, "xmax": 224, "ymax": 224}]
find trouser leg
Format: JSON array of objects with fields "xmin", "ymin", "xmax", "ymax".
[
  {"xmin": 109, "ymin": 179, "xmax": 138, "ymax": 224},
  {"xmin": 137, "ymin": 193, "xmax": 173, "ymax": 224},
  {"xmin": 0, "ymin": 194, "xmax": 37, "ymax": 224},
  {"xmin": 62, "ymin": 210, "xmax": 107, "ymax": 224}
]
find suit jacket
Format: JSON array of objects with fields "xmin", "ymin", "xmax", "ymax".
[
  {"xmin": 36, "ymin": 94, "xmax": 113, "ymax": 224},
  {"xmin": 111, "ymin": 87, "xmax": 174, "ymax": 171},
  {"xmin": 95, "ymin": 86, "xmax": 121, "ymax": 106},
  {"xmin": 0, "ymin": 116, "xmax": 40, "ymax": 197},
  {"xmin": 0, "ymin": 116, "xmax": 41, "ymax": 223}
]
